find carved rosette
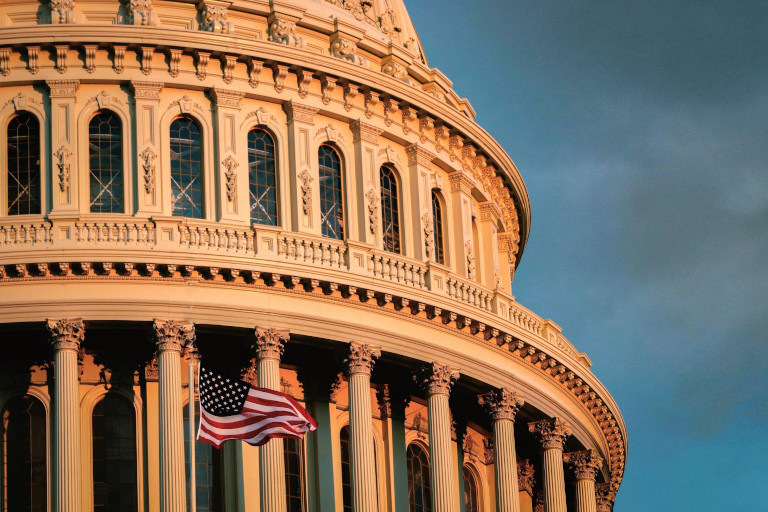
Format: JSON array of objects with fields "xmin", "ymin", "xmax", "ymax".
[
  {"xmin": 153, "ymin": 319, "xmax": 195, "ymax": 353},
  {"xmin": 528, "ymin": 417, "xmax": 572, "ymax": 450},
  {"xmin": 563, "ymin": 450, "xmax": 603, "ymax": 481},
  {"xmin": 414, "ymin": 362, "xmax": 459, "ymax": 397},
  {"xmin": 478, "ymin": 388, "xmax": 524, "ymax": 422},
  {"xmin": 47, "ymin": 318, "xmax": 85, "ymax": 351},
  {"xmin": 595, "ymin": 483, "xmax": 616, "ymax": 512},
  {"xmin": 251, "ymin": 327, "xmax": 288, "ymax": 361},
  {"xmin": 517, "ymin": 459, "xmax": 535, "ymax": 494},
  {"xmin": 343, "ymin": 343, "xmax": 380, "ymax": 376}
]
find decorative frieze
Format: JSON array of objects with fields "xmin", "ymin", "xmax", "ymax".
[
  {"xmin": 344, "ymin": 343, "xmax": 380, "ymax": 376},
  {"xmin": 131, "ymin": 80, "xmax": 163, "ymax": 100},
  {"xmin": 283, "ymin": 101, "xmax": 318, "ymax": 124},
  {"xmin": 199, "ymin": 0, "xmax": 233, "ymax": 34},
  {"xmin": 153, "ymin": 319, "xmax": 195, "ymax": 353},
  {"xmin": 478, "ymin": 388, "xmax": 524, "ymax": 421},
  {"xmin": 414, "ymin": 362, "xmax": 459, "ymax": 397},
  {"xmin": 47, "ymin": 318, "xmax": 85, "ymax": 351},
  {"xmin": 564, "ymin": 450, "xmax": 603, "ymax": 481},
  {"xmin": 268, "ymin": 18, "xmax": 305, "ymax": 47},
  {"xmin": 350, "ymin": 120, "xmax": 381, "ymax": 144},
  {"xmin": 128, "ymin": 0, "xmax": 159, "ymax": 26},
  {"xmin": 529, "ymin": 418, "xmax": 572, "ymax": 450},
  {"xmin": 51, "ymin": 0, "xmax": 76, "ymax": 24},
  {"xmin": 406, "ymin": 144, "xmax": 435, "ymax": 167},
  {"xmin": 251, "ymin": 327, "xmax": 288, "ymax": 360},
  {"xmin": 210, "ymin": 88, "xmax": 244, "ymax": 109}
]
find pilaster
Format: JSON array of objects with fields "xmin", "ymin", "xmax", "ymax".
[
  {"xmin": 131, "ymin": 80, "xmax": 164, "ymax": 215},
  {"xmin": 210, "ymin": 88, "xmax": 246, "ymax": 223},
  {"xmin": 283, "ymin": 101, "xmax": 319, "ymax": 234},
  {"xmin": 46, "ymin": 80, "xmax": 79, "ymax": 214},
  {"xmin": 405, "ymin": 144, "xmax": 436, "ymax": 261},
  {"xmin": 447, "ymin": 171, "xmax": 475, "ymax": 277},
  {"xmin": 47, "ymin": 318, "xmax": 85, "ymax": 512},
  {"xmin": 478, "ymin": 202, "xmax": 504, "ymax": 290},
  {"xmin": 350, "ymin": 120, "xmax": 382, "ymax": 245}
]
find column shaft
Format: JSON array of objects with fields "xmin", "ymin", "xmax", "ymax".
[
  {"xmin": 427, "ymin": 393, "xmax": 456, "ymax": 512},
  {"xmin": 494, "ymin": 419, "xmax": 521, "ymax": 512},
  {"xmin": 348, "ymin": 373, "xmax": 377, "ymax": 511},
  {"xmin": 575, "ymin": 479, "xmax": 597, "ymax": 512},
  {"xmin": 257, "ymin": 356, "xmax": 287, "ymax": 512},
  {"xmin": 543, "ymin": 448, "xmax": 567, "ymax": 512},
  {"xmin": 158, "ymin": 348, "xmax": 186, "ymax": 512},
  {"xmin": 53, "ymin": 347, "xmax": 81, "ymax": 512}
]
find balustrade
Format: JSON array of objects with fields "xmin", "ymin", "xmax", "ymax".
[{"xmin": 277, "ymin": 234, "xmax": 346, "ymax": 269}]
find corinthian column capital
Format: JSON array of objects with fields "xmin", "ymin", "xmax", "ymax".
[
  {"xmin": 47, "ymin": 318, "xmax": 85, "ymax": 351},
  {"xmin": 414, "ymin": 362, "xmax": 459, "ymax": 397},
  {"xmin": 595, "ymin": 483, "xmax": 616, "ymax": 512},
  {"xmin": 564, "ymin": 450, "xmax": 603, "ymax": 481},
  {"xmin": 153, "ymin": 319, "xmax": 195, "ymax": 353},
  {"xmin": 252, "ymin": 327, "xmax": 289, "ymax": 361},
  {"xmin": 478, "ymin": 387, "xmax": 524, "ymax": 421},
  {"xmin": 344, "ymin": 343, "xmax": 380, "ymax": 376},
  {"xmin": 528, "ymin": 417, "xmax": 572, "ymax": 450}
]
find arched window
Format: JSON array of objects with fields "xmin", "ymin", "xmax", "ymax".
[
  {"xmin": 318, "ymin": 145, "xmax": 344, "ymax": 239},
  {"xmin": 7, "ymin": 112, "xmax": 41, "ymax": 215},
  {"xmin": 380, "ymin": 166, "xmax": 401, "ymax": 253},
  {"xmin": 462, "ymin": 466, "xmax": 479, "ymax": 512},
  {"xmin": 248, "ymin": 128, "xmax": 278, "ymax": 225},
  {"xmin": 92, "ymin": 394, "xmax": 137, "ymax": 512},
  {"xmin": 2, "ymin": 395, "xmax": 47, "ymax": 512},
  {"xmin": 89, "ymin": 111, "xmax": 123, "ymax": 213},
  {"xmin": 431, "ymin": 191, "xmax": 445, "ymax": 264},
  {"xmin": 339, "ymin": 425, "xmax": 379, "ymax": 512},
  {"xmin": 170, "ymin": 116, "xmax": 203, "ymax": 218},
  {"xmin": 407, "ymin": 443, "xmax": 431, "ymax": 512},
  {"xmin": 284, "ymin": 438, "xmax": 303, "ymax": 512},
  {"xmin": 184, "ymin": 402, "xmax": 222, "ymax": 512}
]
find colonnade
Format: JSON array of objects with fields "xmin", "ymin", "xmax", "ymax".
[{"xmin": 44, "ymin": 317, "xmax": 610, "ymax": 512}]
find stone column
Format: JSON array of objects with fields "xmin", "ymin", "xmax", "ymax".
[
  {"xmin": 251, "ymin": 327, "xmax": 289, "ymax": 512},
  {"xmin": 595, "ymin": 483, "xmax": 616, "ymax": 512},
  {"xmin": 154, "ymin": 319, "xmax": 195, "ymax": 512},
  {"xmin": 479, "ymin": 388, "xmax": 525, "ymax": 512},
  {"xmin": 564, "ymin": 450, "xmax": 603, "ymax": 512},
  {"xmin": 528, "ymin": 418, "xmax": 572, "ymax": 512},
  {"xmin": 47, "ymin": 318, "xmax": 85, "ymax": 512},
  {"xmin": 415, "ymin": 363, "xmax": 459, "ymax": 512},
  {"xmin": 343, "ymin": 343, "xmax": 381, "ymax": 512}
]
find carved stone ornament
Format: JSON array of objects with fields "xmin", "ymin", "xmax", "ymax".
[
  {"xmin": 366, "ymin": 189, "xmax": 378, "ymax": 235},
  {"xmin": 465, "ymin": 240, "xmax": 476, "ymax": 280},
  {"xmin": 517, "ymin": 459, "xmax": 535, "ymax": 494},
  {"xmin": 330, "ymin": 37, "xmax": 367, "ymax": 67},
  {"xmin": 462, "ymin": 433, "xmax": 478, "ymax": 462},
  {"xmin": 140, "ymin": 147, "xmax": 156, "ymax": 193},
  {"xmin": 414, "ymin": 362, "xmax": 459, "ymax": 397},
  {"xmin": 411, "ymin": 411, "xmax": 426, "ymax": 439},
  {"xmin": 563, "ymin": 450, "xmax": 604, "ymax": 481},
  {"xmin": 241, "ymin": 358, "xmax": 258, "ymax": 385},
  {"xmin": 251, "ymin": 327, "xmax": 289, "ymax": 361},
  {"xmin": 0, "ymin": 48, "xmax": 13, "ymax": 77},
  {"xmin": 298, "ymin": 170, "xmax": 313, "ymax": 215},
  {"xmin": 153, "ymin": 319, "xmax": 195, "ymax": 353},
  {"xmin": 596, "ymin": 483, "xmax": 617, "ymax": 512},
  {"xmin": 350, "ymin": 120, "xmax": 381, "ymax": 145},
  {"xmin": 343, "ymin": 343, "xmax": 381, "ymax": 376},
  {"xmin": 47, "ymin": 79, "xmax": 79, "ymax": 98},
  {"xmin": 27, "ymin": 47, "xmax": 40, "ymax": 74},
  {"xmin": 144, "ymin": 354, "xmax": 158, "ymax": 380},
  {"xmin": 534, "ymin": 491, "xmax": 545, "ymax": 512},
  {"xmin": 478, "ymin": 388, "xmax": 524, "ymax": 421},
  {"xmin": 129, "ymin": 0, "xmax": 159, "ymax": 26},
  {"xmin": 222, "ymin": 155, "xmax": 239, "ymax": 202},
  {"xmin": 381, "ymin": 60, "xmax": 414, "ymax": 86},
  {"xmin": 343, "ymin": 82, "xmax": 359, "ymax": 111},
  {"xmin": 528, "ymin": 417, "xmax": 573, "ymax": 450},
  {"xmin": 378, "ymin": 8, "xmax": 400, "ymax": 38},
  {"xmin": 316, "ymin": 124, "xmax": 340, "ymax": 142},
  {"xmin": 483, "ymin": 438, "xmax": 495, "ymax": 464},
  {"xmin": 195, "ymin": 51, "xmax": 210, "ymax": 80},
  {"xmin": 321, "ymin": 76, "xmax": 336, "ymax": 105},
  {"xmin": 283, "ymin": 101, "xmax": 318, "ymax": 124},
  {"xmin": 268, "ymin": 18, "xmax": 305, "ymax": 47},
  {"xmin": 199, "ymin": 0, "xmax": 233, "ymax": 34},
  {"xmin": 131, "ymin": 80, "xmax": 163, "ymax": 100},
  {"xmin": 422, "ymin": 212, "xmax": 435, "ymax": 260},
  {"xmin": 406, "ymin": 144, "xmax": 435, "ymax": 168},
  {"xmin": 51, "ymin": 0, "xmax": 76, "ymax": 24},
  {"xmin": 47, "ymin": 318, "xmax": 85, "ymax": 351},
  {"xmin": 54, "ymin": 145, "xmax": 72, "ymax": 192}
]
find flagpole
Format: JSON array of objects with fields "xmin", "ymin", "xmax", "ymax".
[{"xmin": 188, "ymin": 347, "xmax": 198, "ymax": 512}]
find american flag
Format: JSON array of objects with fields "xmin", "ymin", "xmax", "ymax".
[{"xmin": 197, "ymin": 365, "xmax": 317, "ymax": 448}]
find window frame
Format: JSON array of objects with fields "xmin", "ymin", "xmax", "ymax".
[
  {"xmin": 318, "ymin": 143, "xmax": 346, "ymax": 240},
  {"xmin": 379, "ymin": 165, "xmax": 402, "ymax": 254},
  {"xmin": 431, "ymin": 190, "xmax": 446, "ymax": 265},
  {"xmin": 169, "ymin": 115, "xmax": 206, "ymax": 219},
  {"xmin": 87, "ymin": 110, "xmax": 125, "ymax": 214},
  {"xmin": 2, "ymin": 109, "xmax": 44, "ymax": 217},
  {"xmin": 247, "ymin": 126, "xmax": 279, "ymax": 227}
]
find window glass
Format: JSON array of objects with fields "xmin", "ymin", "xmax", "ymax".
[
  {"xmin": 462, "ymin": 466, "xmax": 479, "ymax": 512},
  {"xmin": 92, "ymin": 394, "xmax": 137, "ymax": 512},
  {"xmin": 407, "ymin": 444, "xmax": 431, "ymax": 512},
  {"xmin": 7, "ymin": 112, "xmax": 41, "ymax": 215},
  {"xmin": 89, "ymin": 111, "xmax": 123, "ymax": 213},
  {"xmin": 170, "ymin": 117, "xmax": 203, "ymax": 218},
  {"xmin": 248, "ymin": 128, "xmax": 278, "ymax": 225},
  {"xmin": 380, "ymin": 166, "xmax": 401, "ymax": 253},
  {"xmin": 318, "ymin": 145, "xmax": 344, "ymax": 239},
  {"xmin": 2, "ymin": 395, "xmax": 47, "ymax": 512},
  {"xmin": 184, "ymin": 402, "xmax": 221, "ymax": 512},
  {"xmin": 284, "ymin": 438, "xmax": 303, "ymax": 512},
  {"xmin": 431, "ymin": 191, "xmax": 445, "ymax": 264}
]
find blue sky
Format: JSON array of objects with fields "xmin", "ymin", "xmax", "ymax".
[{"xmin": 406, "ymin": 1, "xmax": 768, "ymax": 509}]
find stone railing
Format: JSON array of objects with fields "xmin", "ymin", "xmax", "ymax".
[
  {"xmin": 369, "ymin": 250, "xmax": 427, "ymax": 289},
  {"xmin": 0, "ymin": 220, "xmax": 53, "ymax": 245},
  {"xmin": 446, "ymin": 275, "xmax": 493, "ymax": 311},
  {"xmin": 508, "ymin": 301, "xmax": 544, "ymax": 336},
  {"xmin": 276, "ymin": 233, "xmax": 347, "ymax": 269},
  {"xmin": 177, "ymin": 222, "xmax": 254, "ymax": 253},
  {"xmin": 74, "ymin": 219, "xmax": 155, "ymax": 244}
]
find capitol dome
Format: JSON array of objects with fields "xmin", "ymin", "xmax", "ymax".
[{"xmin": 0, "ymin": 1, "xmax": 625, "ymax": 512}]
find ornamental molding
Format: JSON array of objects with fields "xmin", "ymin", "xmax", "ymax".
[
  {"xmin": 378, "ymin": 145, "xmax": 399, "ymax": 165},
  {"xmin": 517, "ymin": 460, "xmax": 535, "ymax": 494},
  {"xmin": 350, "ymin": 120, "xmax": 381, "ymax": 144},
  {"xmin": 330, "ymin": 35, "xmax": 367, "ymax": 67},
  {"xmin": 268, "ymin": 17, "xmax": 305, "ymax": 47},
  {"xmin": 54, "ymin": 145, "xmax": 72, "ymax": 192},
  {"xmin": 381, "ymin": 59, "xmax": 414, "ymax": 86},
  {"xmin": 199, "ymin": 0, "xmax": 233, "ymax": 34},
  {"xmin": 422, "ymin": 212, "xmax": 434, "ymax": 261},
  {"xmin": 210, "ymin": 88, "xmax": 244, "ymax": 109},
  {"xmin": 315, "ymin": 124, "xmax": 343, "ymax": 143},
  {"xmin": 153, "ymin": 319, "xmax": 195, "ymax": 353},
  {"xmin": 321, "ymin": 76, "xmax": 336, "ymax": 105},
  {"xmin": 283, "ymin": 101, "xmax": 318, "ymax": 124},
  {"xmin": 529, "ymin": 418, "xmax": 572, "ymax": 450},
  {"xmin": 449, "ymin": 171, "xmax": 475, "ymax": 194},
  {"xmin": 406, "ymin": 144, "xmax": 435, "ymax": 168},
  {"xmin": 168, "ymin": 95, "xmax": 203, "ymax": 115},
  {"xmin": 251, "ymin": 327, "xmax": 289, "ymax": 361},
  {"xmin": 479, "ymin": 202, "xmax": 503, "ymax": 222},
  {"xmin": 247, "ymin": 58, "xmax": 263, "ymax": 88},
  {"xmin": 46, "ymin": 79, "xmax": 79, "ymax": 98},
  {"xmin": 128, "ymin": 0, "xmax": 159, "ymax": 26},
  {"xmin": 564, "ymin": 450, "xmax": 604, "ymax": 481},
  {"xmin": 195, "ymin": 51, "xmax": 210, "ymax": 80},
  {"xmin": 414, "ymin": 362, "xmax": 459, "ymax": 397},
  {"xmin": 47, "ymin": 318, "xmax": 85, "ymax": 351},
  {"xmin": 84, "ymin": 90, "xmax": 123, "ymax": 110},
  {"xmin": 139, "ymin": 146, "xmax": 157, "ymax": 193},
  {"xmin": 298, "ymin": 170, "xmax": 313, "ymax": 215},
  {"xmin": 465, "ymin": 240, "xmax": 476, "ymax": 280},
  {"xmin": 343, "ymin": 343, "xmax": 380, "ymax": 376},
  {"xmin": 596, "ymin": 483, "xmax": 617, "ymax": 512},
  {"xmin": 222, "ymin": 155, "xmax": 239, "ymax": 202},
  {"xmin": 130, "ymin": 80, "xmax": 163, "ymax": 100},
  {"xmin": 365, "ymin": 189, "xmax": 378, "ymax": 235},
  {"xmin": 2, "ymin": 93, "xmax": 41, "ymax": 112},
  {"xmin": 244, "ymin": 107, "xmax": 277, "ymax": 126},
  {"xmin": 51, "ymin": 0, "xmax": 76, "ymax": 24},
  {"xmin": 478, "ymin": 388, "xmax": 524, "ymax": 422}
]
